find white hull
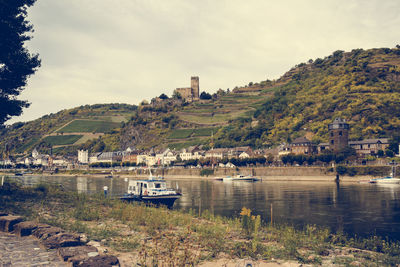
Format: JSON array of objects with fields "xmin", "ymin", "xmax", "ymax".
[
  {"xmin": 370, "ymin": 177, "xmax": 400, "ymax": 184},
  {"xmin": 222, "ymin": 175, "xmax": 259, "ymax": 182}
]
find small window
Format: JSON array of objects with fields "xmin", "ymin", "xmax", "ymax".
[
  {"xmin": 331, "ymin": 140, "xmax": 334, "ymax": 145},
  {"xmin": 330, "ymin": 132, "xmax": 334, "ymax": 137},
  {"xmin": 144, "ymin": 184, "xmax": 147, "ymax": 188},
  {"xmin": 155, "ymin": 183, "xmax": 161, "ymax": 188},
  {"xmin": 339, "ymin": 131, "xmax": 342, "ymax": 136}
]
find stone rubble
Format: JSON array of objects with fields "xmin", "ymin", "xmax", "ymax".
[{"xmin": 0, "ymin": 213, "xmax": 120, "ymax": 266}]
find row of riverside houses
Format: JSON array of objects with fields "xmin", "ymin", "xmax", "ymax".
[
  {"xmin": 77, "ymin": 146, "xmax": 263, "ymax": 167},
  {"xmin": 278, "ymin": 118, "xmax": 394, "ymax": 157},
  {"xmin": 1, "ymin": 148, "xmax": 75, "ymax": 169}
]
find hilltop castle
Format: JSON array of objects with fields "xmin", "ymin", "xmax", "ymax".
[{"xmin": 174, "ymin": 76, "xmax": 199, "ymax": 101}]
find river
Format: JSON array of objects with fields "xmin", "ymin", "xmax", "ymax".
[{"xmin": 6, "ymin": 175, "xmax": 400, "ymax": 241}]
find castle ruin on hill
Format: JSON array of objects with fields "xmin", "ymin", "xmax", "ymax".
[{"xmin": 174, "ymin": 76, "xmax": 199, "ymax": 101}]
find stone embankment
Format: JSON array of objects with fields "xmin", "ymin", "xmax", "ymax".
[
  {"xmin": 133, "ymin": 166, "xmax": 333, "ymax": 179},
  {"xmin": 0, "ymin": 214, "xmax": 120, "ymax": 266}
]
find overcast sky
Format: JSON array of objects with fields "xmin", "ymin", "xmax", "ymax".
[{"xmin": 10, "ymin": 0, "xmax": 400, "ymax": 123}]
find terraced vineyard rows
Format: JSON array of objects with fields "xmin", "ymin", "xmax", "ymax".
[{"xmin": 176, "ymin": 93, "xmax": 269, "ymax": 126}]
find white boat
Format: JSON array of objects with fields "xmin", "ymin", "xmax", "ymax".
[
  {"xmin": 222, "ymin": 174, "xmax": 259, "ymax": 182},
  {"xmin": 120, "ymin": 178, "xmax": 181, "ymax": 208},
  {"xmin": 149, "ymin": 169, "xmax": 164, "ymax": 180},
  {"xmin": 369, "ymin": 176, "xmax": 400, "ymax": 184}
]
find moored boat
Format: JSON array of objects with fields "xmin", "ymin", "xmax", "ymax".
[
  {"xmin": 120, "ymin": 178, "xmax": 181, "ymax": 208},
  {"xmin": 369, "ymin": 176, "xmax": 400, "ymax": 184},
  {"xmin": 222, "ymin": 174, "xmax": 259, "ymax": 182}
]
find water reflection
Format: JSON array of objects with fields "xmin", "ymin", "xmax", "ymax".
[{"xmin": 6, "ymin": 175, "xmax": 400, "ymax": 241}]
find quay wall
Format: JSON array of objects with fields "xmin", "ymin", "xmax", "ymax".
[{"xmin": 148, "ymin": 166, "xmax": 332, "ymax": 178}]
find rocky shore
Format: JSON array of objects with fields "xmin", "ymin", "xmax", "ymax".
[{"xmin": 0, "ymin": 214, "xmax": 120, "ymax": 266}]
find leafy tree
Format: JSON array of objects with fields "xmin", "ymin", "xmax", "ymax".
[
  {"xmin": 92, "ymin": 140, "xmax": 105, "ymax": 152},
  {"xmin": 200, "ymin": 92, "xmax": 212, "ymax": 100},
  {"xmin": 377, "ymin": 150, "xmax": 384, "ymax": 157},
  {"xmin": 336, "ymin": 165, "xmax": 347, "ymax": 175},
  {"xmin": 172, "ymin": 91, "xmax": 182, "ymax": 99},
  {"xmin": 388, "ymin": 134, "xmax": 400, "ymax": 154},
  {"xmin": 385, "ymin": 149, "xmax": 394, "ymax": 157},
  {"xmin": 0, "ymin": 0, "xmax": 41, "ymax": 125},
  {"xmin": 159, "ymin": 93, "xmax": 168, "ymax": 100}
]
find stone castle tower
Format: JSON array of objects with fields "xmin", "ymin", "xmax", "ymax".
[
  {"xmin": 174, "ymin": 76, "xmax": 200, "ymax": 101},
  {"xmin": 191, "ymin": 76, "xmax": 199, "ymax": 99},
  {"xmin": 328, "ymin": 118, "xmax": 349, "ymax": 151}
]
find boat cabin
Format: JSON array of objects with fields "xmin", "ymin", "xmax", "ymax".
[{"xmin": 127, "ymin": 180, "xmax": 176, "ymax": 196}]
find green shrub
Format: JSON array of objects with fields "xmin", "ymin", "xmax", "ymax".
[
  {"xmin": 336, "ymin": 165, "xmax": 347, "ymax": 175},
  {"xmin": 200, "ymin": 169, "xmax": 214, "ymax": 177}
]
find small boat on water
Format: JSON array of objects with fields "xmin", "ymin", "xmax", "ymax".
[
  {"xmin": 222, "ymin": 174, "xmax": 259, "ymax": 182},
  {"xmin": 120, "ymin": 178, "xmax": 182, "ymax": 208},
  {"xmin": 369, "ymin": 176, "xmax": 400, "ymax": 184},
  {"xmin": 105, "ymin": 171, "xmax": 119, "ymax": 179}
]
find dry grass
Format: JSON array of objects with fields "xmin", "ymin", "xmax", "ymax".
[{"xmin": 1, "ymin": 182, "xmax": 399, "ymax": 266}]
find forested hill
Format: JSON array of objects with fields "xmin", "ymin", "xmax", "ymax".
[{"xmin": 213, "ymin": 47, "xmax": 400, "ymax": 147}]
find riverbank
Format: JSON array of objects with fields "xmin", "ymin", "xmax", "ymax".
[
  {"xmin": 1, "ymin": 182, "xmax": 399, "ymax": 266},
  {"xmin": 0, "ymin": 165, "xmax": 388, "ymax": 182}
]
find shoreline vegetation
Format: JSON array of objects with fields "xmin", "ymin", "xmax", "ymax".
[{"xmin": 1, "ymin": 182, "xmax": 399, "ymax": 266}]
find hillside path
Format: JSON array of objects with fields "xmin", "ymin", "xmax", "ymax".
[{"xmin": 0, "ymin": 232, "xmax": 66, "ymax": 267}]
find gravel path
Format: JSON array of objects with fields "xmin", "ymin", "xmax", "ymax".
[{"xmin": 0, "ymin": 232, "xmax": 66, "ymax": 267}]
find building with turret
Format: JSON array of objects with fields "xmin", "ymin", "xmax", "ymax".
[
  {"xmin": 174, "ymin": 76, "xmax": 200, "ymax": 101},
  {"xmin": 291, "ymin": 118, "xmax": 390, "ymax": 156},
  {"xmin": 328, "ymin": 118, "xmax": 349, "ymax": 151}
]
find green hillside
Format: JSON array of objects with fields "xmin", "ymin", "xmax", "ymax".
[
  {"xmin": 2, "ymin": 47, "xmax": 400, "ymax": 156},
  {"xmin": 57, "ymin": 120, "xmax": 121, "ymax": 133},
  {"xmin": 42, "ymin": 135, "xmax": 83, "ymax": 146},
  {"xmin": 0, "ymin": 104, "xmax": 136, "ymax": 155},
  {"xmin": 213, "ymin": 47, "xmax": 400, "ymax": 148}
]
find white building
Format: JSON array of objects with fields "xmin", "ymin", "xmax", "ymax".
[
  {"xmin": 33, "ymin": 156, "xmax": 48, "ymax": 166},
  {"xmin": 24, "ymin": 158, "xmax": 32, "ymax": 165},
  {"xmin": 32, "ymin": 148, "xmax": 39, "ymax": 159},
  {"xmin": 155, "ymin": 149, "xmax": 177, "ymax": 165},
  {"xmin": 52, "ymin": 158, "xmax": 68, "ymax": 166},
  {"xmin": 239, "ymin": 152, "xmax": 250, "ymax": 159},
  {"xmin": 179, "ymin": 149, "xmax": 192, "ymax": 161},
  {"xmin": 78, "ymin": 150, "xmax": 89, "ymax": 164},
  {"xmin": 89, "ymin": 153, "xmax": 101, "ymax": 164},
  {"xmin": 146, "ymin": 155, "xmax": 157, "ymax": 166},
  {"xmin": 137, "ymin": 154, "xmax": 147, "ymax": 165},
  {"xmin": 205, "ymin": 148, "xmax": 228, "ymax": 159}
]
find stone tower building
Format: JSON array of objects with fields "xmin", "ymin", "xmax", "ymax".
[
  {"xmin": 174, "ymin": 76, "xmax": 200, "ymax": 101},
  {"xmin": 191, "ymin": 76, "xmax": 199, "ymax": 99},
  {"xmin": 328, "ymin": 118, "xmax": 349, "ymax": 151}
]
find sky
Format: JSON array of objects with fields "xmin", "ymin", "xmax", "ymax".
[{"xmin": 10, "ymin": 0, "xmax": 400, "ymax": 123}]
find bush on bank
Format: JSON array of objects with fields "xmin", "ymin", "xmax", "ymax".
[{"xmin": 336, "ymin": 166, "xmax": 391, "ymax": 176}]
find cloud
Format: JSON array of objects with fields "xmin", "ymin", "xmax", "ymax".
[{"xmin": 9, "ymin": 0, "xmax": 400, "ymax": 123}]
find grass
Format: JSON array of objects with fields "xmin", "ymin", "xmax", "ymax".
[
  {"xmin": 57, "ymin": 119, "xmax": 121, "ymax": 133},
  {"xmin": 42, "ymin": 135, "xmax": 83, "ymax": 146},
  {"xmin": 1, "ymin": 182, "xmax": 400, "ymax": 266},
  {"xmin": 192, "ymin": 127, "xmax": 220, "ymax": 137},
  {"xmin": 180, "ymin": 108, "xmax": 215, "ymax": 114},
  {"xmin": 178, "ymin": 113, "xmax": 237, "ymax": 125},
  {"xmin": 74, "ymin": 134, "xmax": 100, "ymax": 145},
  {"xmin": 15, "ymin": 137, "xmax": 40, "ymax": 153},
  {"xmin": 166, "ymin": 128, "xmax": 218, "ymax": 141},
  {"xmin": 167, "ymin": 139, "xmax": 206, "ymax": 150},
  {"xmin": 167, "ymin": 129, "xmax": 194, "ymax": 139}
]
